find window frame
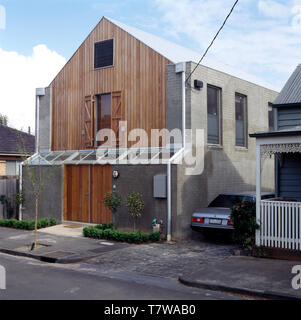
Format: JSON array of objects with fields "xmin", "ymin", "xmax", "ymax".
[
  {"xmin": 235, "ymin": 92, "xmax": 248, "ymax": 148},
  {"xmin": 268, "ymin": 102, "xmax": 275, "ymax": 132},
  {"xmin": 94, "ymin": 39, "xmax": 114, "ymax": 70},
  {"xmin": 95, "ymin": 93, "xmax": 112, "ymax": 147},
  {"xmin": 207, "ymin": 84, "xmax": 223, "ymax": 146}
]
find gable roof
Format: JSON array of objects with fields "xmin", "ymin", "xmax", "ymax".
[
  {"xmin": 107, "ymin": 17, "xmax": 276, "ymax": 91},
  {"xmin": 0, "ymin": 125, "xmax": 35, "ymax": 156},
  {"xmin": 274, "ymin": 64, "xmax": 301, "ymax": 106}
]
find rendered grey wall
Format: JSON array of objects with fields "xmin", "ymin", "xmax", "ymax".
[
  {"xmin": 22, "ymin": 165, "xmax": 63, "ymax": 223},
  {"xmin": 38, "ymin": 87, "xmax": 51, "ymax": 151},
  {"xmin": 112, "ymin": 165, "xmax": 170, "ymax": 234}
]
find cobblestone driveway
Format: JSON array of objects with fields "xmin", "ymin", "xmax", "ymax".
[{"xmin": 85, "ymin": 235, "xmax": 238, "ymax": 279}]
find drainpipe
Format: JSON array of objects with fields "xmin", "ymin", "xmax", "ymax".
[
  {"xmin": 35, "ymin": 88, "xmax": 45, "ymax": 153},
  {"xmin": 166, "ymin": 62, "xmax": 186, "ymax": 242}
]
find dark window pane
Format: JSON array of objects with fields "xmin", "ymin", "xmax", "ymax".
[
  {"xmin": 209, "ymin": 195, "xmax": 245, "ymax": 208},
  {"xmin": 97, "ymin": 94, "xmax": 111, "ymax": 146},
  {"xmin": 207, "ymin": 85, "xmax": 221, "ymax": 144},
  {"xmin": 268, "ymin": 103, "xmax": 274, "ymax": 132},
  {"xmin": 235, "ymin": 93, "xmax": 247, "ymax": 147},
  {"xmin": 94, "ymin": 39, "xmax": 114, "ymax": 69}
]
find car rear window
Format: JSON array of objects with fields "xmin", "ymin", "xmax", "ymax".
[{"xmin": 209, "ymin": 195, "xmax": 245, "ymax": 208}]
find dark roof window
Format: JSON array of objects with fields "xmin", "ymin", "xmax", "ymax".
[{"xmin": 94, "ymin": 39, "xmax": 114, "ymax": 69}]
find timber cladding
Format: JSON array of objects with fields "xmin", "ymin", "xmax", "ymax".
[
  {"xmin": 51, "ymin": 17, "xmax": 171, "ymax": 151},
  {"xmin": 64, "ymin": 165, "xmax": 112, "ymax": 224}
]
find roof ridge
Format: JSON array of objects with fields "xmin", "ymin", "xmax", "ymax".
[
  {"xmin": 0, "ymin": 123, "xmax": 34, "ymax": 137},
  {"xmin": 105, "ymin": 16, "xmax": 277, "ymax": 91}
]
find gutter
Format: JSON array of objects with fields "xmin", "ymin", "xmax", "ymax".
[{"xmin": 166, "ymin": 62, "xmax": 186, "ymax": 242}]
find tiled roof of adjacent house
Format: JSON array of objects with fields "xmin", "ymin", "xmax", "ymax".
[
  {"xmin": 0, "ymin": 124, "xmax": 35, "ymax": 155},
  {"xmin": 106, "ymin": 17, "xmax": 277, "ymax": 91},
  {"xmin": 274, "ymin": 64, "xmax": 301, "ymax": 106}
]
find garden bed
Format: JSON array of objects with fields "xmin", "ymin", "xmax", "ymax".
[
  {"xmin": 83, "ymin": 224, "xmax": 160, "ymax": 244},
  {"xmin": 0, "ymin": 218, "xmax": 57, "ymax": 231}
]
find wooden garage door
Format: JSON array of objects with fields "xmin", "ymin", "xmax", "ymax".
[{"xmin": 64, "ymin": 165, "xmax": 112, "ymax": 224}]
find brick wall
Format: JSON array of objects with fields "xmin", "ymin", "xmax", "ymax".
[
  {"xmin": 0, "ymin": 161, "xmax": 6, "ymax": 176},
  {"xmin": 167, "ymin": 62, "xmax": 279, "ymax": 239}
]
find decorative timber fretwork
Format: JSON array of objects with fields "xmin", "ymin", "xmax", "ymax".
[{"xmin": 261, "ymin": 143, "xmax": 301, "ymax": 158}]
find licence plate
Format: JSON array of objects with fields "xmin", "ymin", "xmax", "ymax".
[{"xmin": 209, "ymin": 219, "xmax": 222, "ymax": 225}]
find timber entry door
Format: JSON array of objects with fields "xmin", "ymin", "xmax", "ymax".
[{"xmin": 64, "ymin": 165, "xmax": 112, "ymax": 224}]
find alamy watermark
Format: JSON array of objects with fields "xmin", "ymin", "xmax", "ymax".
[
  {"xmin": 95, "ymin": 124, "xmax": 205, "ymax": 176},
  {"xmin": 292, "ymin": 265, "xmax": 301, "ymax": 290},
  {"xmin": 0, "ymin": 265, "xmax": 5, "ymax": 290},
  {"xmin": 0, "ymin": 5, "xmax": 6, "ymax": 30}
]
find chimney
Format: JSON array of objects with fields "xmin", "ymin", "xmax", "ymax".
[{"xmin": 28, "ymin": 126, "xmax": 31, "ymax": 135}]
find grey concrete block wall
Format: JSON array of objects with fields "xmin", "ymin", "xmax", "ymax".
[
  {"xmin": 112, "ymin": 165, "xmax": 169, "ymax": 234},
  {"xmin": 38, "ymin": 87, "xmax": 51, "ymax": 151},
  {"xmin": 166, "ymin": 64, "xmax": 191, "ymax": 134},
  {"xmin": 22, "ymin": 165, "xmax": 63, "ymax": 223},
  {"xmin": 166, "ymin": 61, "xmax": 279, "ymax": 239}
]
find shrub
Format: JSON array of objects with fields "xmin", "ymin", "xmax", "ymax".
[
  {"xmin": 103, "ymin": 191, "xmax": 122, "ymax": 214},
  {"xmin": 0, "ymin": 218, "xmax": 57, "ymax": 231},
  {"xmin": 95, "ymin": 222, "xmax": 115, "ymax": 230},
  {"xmin": 126, "ymin": 192, "xmax": 145, "ymax": 232},
  {"xmin": 83, "ymin": 226, "xmax": 160, "ymax": 244},
  {"xmin": 230, "ymin": 201, "xmax": 259, "ymax": 248},
  {"xmin": 149, "ymin": 232, "xmax": 161, "ymax": 242}
]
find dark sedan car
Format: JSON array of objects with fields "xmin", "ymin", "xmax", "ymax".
[{"xmin": 191, "ymin": 192, "xmax": 274, "ymax": 233}]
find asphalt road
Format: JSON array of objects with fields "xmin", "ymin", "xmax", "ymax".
[{"xmin": 0, "ymin": 253, "xmax": 245, "ymax": 300}]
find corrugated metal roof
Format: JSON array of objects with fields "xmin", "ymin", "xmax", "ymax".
[{"xmin": 274, "ymin": 65, "xmax": 301, "ymax": 105}]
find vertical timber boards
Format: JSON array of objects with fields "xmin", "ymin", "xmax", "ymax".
[
  {"xmin": 64, "ymin": 165, "xmax": 112, "ymax": 224},
  {"xmin": 51, "ymin": 17, "xmax": 171, "ymax": 151}
]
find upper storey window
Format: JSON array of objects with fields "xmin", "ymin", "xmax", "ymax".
[
  {"xmin": 235, "ymin": 93, "xmax": 248, "ymax": 148},
  {"xmin": 94, "ymin": 39, "xmax": 114, "ymax": 69}
]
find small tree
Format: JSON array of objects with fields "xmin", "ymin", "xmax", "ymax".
[
  {"xmin": 0, "ymin": 114, "xmax": 8, "ymax": 126},
  {"xmin": 103, "ymin": 191, "xmax": 122, "ymax": 214},
  {"xmin": 17, "ymin": 133, "xmax": 57, "ymax": 251},
  {"xmin": 126, "ymin": 192, "xmax": 144, "ymax": 232}
]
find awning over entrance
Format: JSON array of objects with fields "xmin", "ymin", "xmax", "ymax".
[{"xmin": 24, "ymin": 147, "xmax": 181, "ymax": 166}]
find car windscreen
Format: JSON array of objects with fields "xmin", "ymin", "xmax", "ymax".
[{"xmin": 208, "ymin": 195, "xmax": 245, "ymax": 208}]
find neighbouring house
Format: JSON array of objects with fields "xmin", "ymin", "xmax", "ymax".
[
  {"xmin": 0, "ymin": 124, "xmax": 35, "ymax": 177},
  {"xmin": 22, "ymin": 17, "xmax": 278, "ymax": 240},
  {"xmin": 0, "ymin": 125, "xmax": 35, "ymax": 219},
  {"xmin": 251, "ymin": 64, "xmax": 301, "ymax": 251}
]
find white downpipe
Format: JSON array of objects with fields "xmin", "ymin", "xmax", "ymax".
[
  {"xmin": 35, "ymin": 95, "xmax": 40, "ymax": 154},
  {"xmin": 167, "ymin": 63, "xmax": 186, "ymax": 242},
  {"xmin": 181, "ymin": 67, "xmax": 186, "ymax": 151}
]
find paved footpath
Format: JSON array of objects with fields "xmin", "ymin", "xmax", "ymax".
[
  {"xmin": 1, "ymin": 226, "xmax": 301, "ymax": 299},
  {"xmin": 0, "ymin": 226, "xmax": 129, "ymax": 263}
]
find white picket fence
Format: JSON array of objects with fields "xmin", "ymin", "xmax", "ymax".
[
  {"xmin": 0, "ymin": 178, "xmax": 19, "ymax": 219},
  {"xmin": 260, "ymin": 200, "xmax": 301, "ymax": 250}
]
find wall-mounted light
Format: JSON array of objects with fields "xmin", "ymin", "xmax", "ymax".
[
  {"xmin": 113, "ymin": 170, "xmax": 119, "ymax": 179},
  {"xmin": 194, "ymin": 80, "xmax": 204, "ymax": 90}
]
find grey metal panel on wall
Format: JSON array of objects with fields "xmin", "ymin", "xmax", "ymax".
[
  {"xmin": 279, "ymin": 153, "xmax": 301, "ymax": 201},
  {"xmin": 154, "ymin": 174, "xmax": 167, "ymax": 198},
  {"xmin": 277, "ymin": 107, "xmax": 301, "ymax": 130}
]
